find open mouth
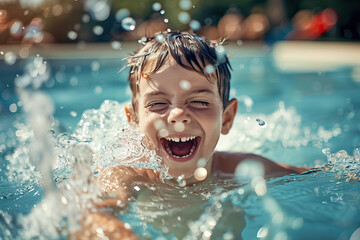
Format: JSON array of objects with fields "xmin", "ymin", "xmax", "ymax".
[{"xmin": 160, "ymin": 136, "xmax": 200, "ymax": 162}]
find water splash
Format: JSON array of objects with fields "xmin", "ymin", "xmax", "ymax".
[
  {"xmin": 217, "ymin": 102, "xmax": 341, "ymax": 153},
  {"xmin": 322, "ymin": 148, "xmax": 360, "ymax": 182},
  {"xmin": 121, "ymin": 17, "xmax": 136, "ymax": 31}
]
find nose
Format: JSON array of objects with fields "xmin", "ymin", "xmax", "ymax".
[{"xmin": 168, "ymin": 107, "xmax": 191, "ymax": 124}]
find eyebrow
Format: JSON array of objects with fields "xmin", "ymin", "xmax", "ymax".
[{"xmin": 144, "ymin": 88, "xmax": 215, "ymax": 98}]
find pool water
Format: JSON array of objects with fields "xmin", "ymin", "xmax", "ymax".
[{"xmin": 0, "ymin": 44, "xmax": 360, "ymax": 240}]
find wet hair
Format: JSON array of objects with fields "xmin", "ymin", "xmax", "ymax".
[{"xmin": 126, "ymin": 31, "xmax": 232, "ymax": 110}]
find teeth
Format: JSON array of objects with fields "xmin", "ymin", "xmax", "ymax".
[{"xmin": 166, "ymin": 136, "xmax": 196, "ymax": 142}]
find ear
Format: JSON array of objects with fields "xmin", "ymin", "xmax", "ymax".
[
  {"xmin": 221, "ymin": 98, "xmax": 238, "ymax": 134},
  {"xmin": 124, "ymin": 103, "xmax": 138, "ymax": 124}
]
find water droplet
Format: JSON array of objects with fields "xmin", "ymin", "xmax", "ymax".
[
  {"xmin": 189, "ymin": 20, "xmax": 201, "ymax": 31},
  {"xmin": 52, "ymin": 4, "xmax": 63, "ymax": 16},
  {"xmin": 239, "ymin": 95, "xmax": 253, "ymax": 112},
  {"xmin": 158, "ymin": 128, "xmax": 169, "ymax": 138},
  {"xmin": 350, "ymin": 227, "xmax": 360, "ymax": 240},
  {"xmin": 164, "ymin": 18, "xmax": 169, "ymax": 23},
  {"xmin": 215, "ymin": 45, "xmax": 226, "ymax": 63},
  {"xmin": 161, "ymin": 226, "xmax": 169, "ymax": 234},
  {"xmin": 273, "ymin": 231, "xmax": 287, "ymax": 240},
  {"xmin": 179, "ymin": 0, "xmax": 192, "ymax": 10},
  {"xmin": 236, "ymin": 40, "xmax": 243, "ymax": 45},
  {"xmin": 61, "ymin": 196, "xmax": 68, "ymax": 205},
  {"xmin": 115, "ymin": 8, "xmax": 130, "ymax": 22},
  {"xmin": 179, "ymin": 80, "xmax": 191, "ymax": 90},
  {"xmin": 88, "ymin": 1, "xmax": 110, "ymax": 21},
  {"xmin": 82, "ymin": 14, "xmax": 90, "ymax": 23},
  {"xmin": 93, "ymin": 25, "xmax": 104, "ymax": 35},
  {"xmin": 202, "ymin": 230, "xmax": 212, "ymax": 239},
  {"xmin": 67, "ymin": 31, "xmax": 77, "ymax": 40},
  {"xmin": 160, "ymin": 9, "xmax": 165, "ymax": 15},
  {"xmin": 154, "ymin": 119, "xmax": 165, "ymax": 130},
  {"xmin": 197, "ymin": 158, "xmax": 207, "ymax": 167},
  {"xmin": 121, "ymin": 17, "xmax": 136, "ymax": 31},
  {"xmin": 138, "ymin": 36, "xmax": 147, "ymax": 45},
  {"xmin": 4, "ymin": 52, "xmax": 16, "ymax": 65},
  {"xmin": 256, "ymin": 118, "xmax": 266, "ymax": 127},
  {"xmin": 94, "ymin": 86, "xmax": 103, "ymax": 95},
  {"xmin": 291, "ymin": 217, "xmax": 303, "ymax": 229},
  {"xmin": 34, "ymin": 55, "xmax": 43, "ymax": 68},
  {"xmin": 9, "ymin": 103, "xmax": 17, "ymax": 113},
  {"xmin": 235, "ymin": 160, "xmax": 265, "ymax": 183},
  {"xmin": 91, "ymin": 61, "xmax": 100, "ymax": 71},
  {"xmin": 178, "ymin": 12, "xmax": 190, "ymax": 24},
  {"xmin": 152, "ymin": 2, "xmax": 161, "ymax": 11},
  {"xmin": 174, "ymin": 122, "xmax": 185, "ymax": 132},
  {"xmin": 177, "ymin": 175, "xmax": 186, "ymax": 187},
  {"xmin": 322, "ymin": 148, "xmax": 331, "ymax": 156},
  {"xmin": 70, "ymin": 76, "xmax": 78, "ymax": 86},
  {"xmin": 70, "ymin": 111, "xmax": 77, "ymax": 117},
  {"xmin": 257, "ymin": 227, "xmax": 268, "ymax": 238},
  {"xmin": 223, "ymin": 232, "xmax": 234, "ymax": 240},
  {"xmin": 252, "ymin": 176, "xmax": 267, "ymax": 196},
  {"xmin": 194, "ymin": 167, "xmax": 207, "ymax": 181},
  {"xmin": 111, "ymin": 41, "xmax": 121, "ymax": 50},
  {"xmin": 10, "ymin": 21, "xmax": 23, "ymax": 36},
  {"xmin": 155, "ymin": 33, "xmax": 165, "ymax": 43},
  {"xmin": 205, "ymin": 65, "xmax": 215, "ymax": 74}
]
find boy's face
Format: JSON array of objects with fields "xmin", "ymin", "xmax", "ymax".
[{"xmin": 126, "ymin": 58, "xmax": 237, "ymax": 182}]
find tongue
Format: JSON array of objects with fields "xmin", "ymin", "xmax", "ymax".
[{"xmin": 169, "ymin": 141, "xmax": 193, "ymax": 156}]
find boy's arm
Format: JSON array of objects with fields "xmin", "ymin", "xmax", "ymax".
[
  {"xmin": 213, "ymin": 151, "xmax": 312, "ymax": 178},
  {"xmin": 71, "ymin": 165, "xmax": 156, "ymax": 240}
]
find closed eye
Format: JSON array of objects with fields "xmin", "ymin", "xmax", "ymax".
[
  {"xmin": 189, "ymin": 101, "xmax": 210, "ymax": 107},
  {"xmin": 146, "ymin": 102, "xmax": 169, "ymax": 111}
]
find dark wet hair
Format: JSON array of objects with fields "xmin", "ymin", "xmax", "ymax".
[{"xmin": 126, "ymin": 31, "xmax": 232, "ymax": 110}]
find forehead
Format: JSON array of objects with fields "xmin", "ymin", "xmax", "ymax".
[{"xmin": 138, "ymin": 59, "xmax": 219, "ymax": 96}]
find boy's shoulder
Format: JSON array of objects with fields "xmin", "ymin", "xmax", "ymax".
[{"xmin": 212, "ymin": 151, "xmax": 311, "ymax": 178}]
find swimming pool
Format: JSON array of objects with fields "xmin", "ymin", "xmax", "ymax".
[{"xmin": 0, "ymin": 42, "xmax": 360, "ymax": 239}]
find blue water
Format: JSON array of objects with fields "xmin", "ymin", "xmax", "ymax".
[{"xmin": 0, "ymin": 45, "xmax": 360, "ymax": 239}]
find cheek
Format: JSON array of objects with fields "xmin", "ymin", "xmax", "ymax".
[
  {"xmin": 198, "ymin": 108, "xmax": 223, "ymax": 127},
  {"xmin": 138, "ymin": 110, "xmax": 160, "ymax": 140}
]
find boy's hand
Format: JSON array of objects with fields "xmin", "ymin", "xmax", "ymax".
[
  {"xmin": 95, "ymin": 165, "xmax": 158, "ymax": 206},
  {"xmin": 70, "ymin": 212, "xmax": 140, "ymax": 240},
  {"xmin": 70, "ymin": 165, "xmax": 157, "ymax": 239}
]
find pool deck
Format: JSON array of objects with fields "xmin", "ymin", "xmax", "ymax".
[{"xmin": 1, "ymin": 41, "xmax": 360, "ymax": 72}]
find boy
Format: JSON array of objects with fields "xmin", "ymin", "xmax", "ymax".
[{"xmin": 73, "ymin": 32, "xmax": 309, "ymax": 239}]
